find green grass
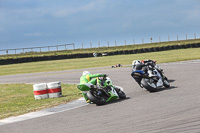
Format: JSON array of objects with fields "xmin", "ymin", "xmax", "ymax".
[
  {"xmin": 1, "ymin": 39, "xmax": 200, "ymax": 60},
  {"xmin": 0, "ymin": 48, "xmax": 200, "ymax": 76},
  {"xmin": 0, "ymin": 84, "xmax": 82, "ymax": 120}
]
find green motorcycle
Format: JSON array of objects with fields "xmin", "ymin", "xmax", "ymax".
[{"xmin": 77, "ymin": 76, "xmax": 126, "ymax": 105}]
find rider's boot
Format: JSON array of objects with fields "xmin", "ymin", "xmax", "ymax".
[{"xmin": 82, "ymin": 92, "xmax": 91, "ymax": 103}]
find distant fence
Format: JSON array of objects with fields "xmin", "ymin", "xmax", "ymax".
[
  {"xmin": 0, "ymin": 43, "xmax": 75, "ymax": 55},
  {"xmin": 78, "ymin": 33, "xmax": 199, "ymax": 49},
  {"xmin": 0, "ymin": 33, "xmax": 199, "ymax": 55}
]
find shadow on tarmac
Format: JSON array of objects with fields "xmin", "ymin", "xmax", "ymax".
[
  {"xmin": 151, "ymin": 79, "xmax": 177, "ymax": 93},
  {"xmin": 88, "ymin": 97, "xmax": 131, "ymax": 106}
]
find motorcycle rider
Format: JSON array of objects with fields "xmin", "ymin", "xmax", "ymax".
[
  {"xmin": 80, "ymin": 71, "xmax": 107, "ymax": 103},
  {"xmin": 132, "ymin": 60, "xmax": 146, "ymax": 72},
  {"xmin": 132, "ymin": 59, "xmax": 170, "ymax": 90},
  {"xmin": 141, "ymin": 59, "xmax": 165, "ymax": 78},
  {"xmin": 132, "ymin": 59, "xmax": 157, "ymax": 74},
  {"xmin": 141, "ymin": 59, "xmax": 157, "ymax": 68},
  {"xmin": 132, "ymin": 59, "xmax": 157, "ymax": 86}
]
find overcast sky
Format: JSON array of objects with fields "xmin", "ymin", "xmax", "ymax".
[{"xmin": 0, "ymin": 0, "xmax": 200, "ymax": 50}]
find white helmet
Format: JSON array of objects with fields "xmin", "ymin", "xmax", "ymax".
[
  {"xmin": 132, "ymin": 60, "xmax": 142, "ymax": 66},
  {"xmin": 82, "ymin": 71, "xmax": 91, "ymax": 76}
]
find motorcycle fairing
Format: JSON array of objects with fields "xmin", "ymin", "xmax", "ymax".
[
  {"xmin": 131, "ymin": 70, "xmax": 146, "ymax": 78},
  {"xmin": 106, "ymin": 87, "xmax": 118, "ymax": 102},
  {"xmin": 152, "ymin": 69, "xmax": 163, "ymax": 88},
  {"xmin": 77, "ymin": 83, "xmax": 93, "ymax": 91}
]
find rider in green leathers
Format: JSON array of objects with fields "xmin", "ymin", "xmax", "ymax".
[{"xmin": 80, "ymin": 71, "xmax": 106, "ymax": 103}]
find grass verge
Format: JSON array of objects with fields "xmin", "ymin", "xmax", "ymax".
[
  {"xmin": 0, "ymin": 48, "xmax": 200, "ymax": 76},
  {"xmin": 0, "ymin": 84, "xmax": 82, "ymax": 120}
]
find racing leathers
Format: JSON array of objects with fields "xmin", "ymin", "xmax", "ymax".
[{"xmin": 80, "ymin": 73, "xmax": 106, "ymax": 103}]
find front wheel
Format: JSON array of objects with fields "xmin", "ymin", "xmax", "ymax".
[
  {"xmin": 87, "ymin": 91, "xmax": 107, "ymax": 105},
  {"xmin": 163, "ymin": 77, "xmax": 170, "ymax": 88},
  {"xmin": 141, "ymin": 78, "xmax": 158, "ymax": 92},
  {"xmin": 117, "ymin": 90, "xmax": 126, "ymax": 99},
  {"xmin": 114, "ymin": 86, "xmax": 126, "ymax": 99}
]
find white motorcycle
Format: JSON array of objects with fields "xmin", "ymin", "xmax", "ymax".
[{"xmin": 131, "ymin": 63, "xmax": 170, "ymax": 92}]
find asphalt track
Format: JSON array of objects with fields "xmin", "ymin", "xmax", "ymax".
[{"xmin": 0, "ymin": 60, "xmax": 200, "ymax": 133}]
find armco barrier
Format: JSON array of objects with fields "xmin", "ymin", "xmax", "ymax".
[{"xmin": 0, "ymin": 44, "xmax": 199, "ymax": 65}]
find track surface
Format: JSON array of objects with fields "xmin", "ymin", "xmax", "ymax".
[{"xmin": 0, "ymin": 60, "xmax": 200, "ymax": 133}]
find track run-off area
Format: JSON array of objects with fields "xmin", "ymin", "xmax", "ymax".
[{"xmin": 0, "ymin": 59, "xmax": 200, "ymax": 133}]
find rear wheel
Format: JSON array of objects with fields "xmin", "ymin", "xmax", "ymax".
[
  {"xmin": 141, "ymin": 78, "xmax": 157, "ymax": 92},
  {"xmin": 87, "ymin": 91, "xmax": 107, "ymax": 105}
]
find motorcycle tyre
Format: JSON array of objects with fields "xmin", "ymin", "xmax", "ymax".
[
  {"xmin": 116, "ymin": 89, "xmax": 126, "ymax": 99},
  {"xmin": 141, "ymin": 78, "xmax": 157, "ymax": 92},
  {"xmin": 118, "ymin": 90, "xmax": 126, "ymax": 99},
  {"xmin": 113, "ymin": 86, "xmax": 126, "ymax": 99},
  {"xmin": 87, "ymin": 91, "xmax": 107, "ymax": 105},
  {"xmin": 163, "ymin": 77, "xmax": 170, "ymax": 88}
]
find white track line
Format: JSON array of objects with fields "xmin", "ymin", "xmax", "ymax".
[{"xmin": 0, "ymin": 97, "xmax": 88, "ymax": 126}]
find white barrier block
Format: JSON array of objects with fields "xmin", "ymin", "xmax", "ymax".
[
  {"xmin": 47, "ymin": 81, "xmax": 62, "ymax": 98},
  {"xmin": 33, "ymin": 83, "xmax": 48, "ymax": 99}
]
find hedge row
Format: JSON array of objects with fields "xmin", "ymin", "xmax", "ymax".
[{"xmin": 0, "ymin": 43, "xmax": 199, "ymax": 65}]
